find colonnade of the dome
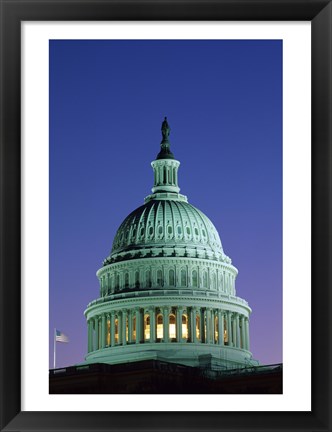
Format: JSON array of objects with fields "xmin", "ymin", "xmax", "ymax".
[
  {"xmin": 87, "ymin": 306, "xmax": 250, "ymax": 354},
  {"xmin": 98, "ymin": 258, "xmax": 237, "ymax": 297}
]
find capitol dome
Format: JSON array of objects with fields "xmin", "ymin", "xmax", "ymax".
[
  {"xmin": 84, "ymin": 118, "xmax": 258, "ymax": 370},
  {"xmin": 108, "ymin": 199, "xmax": 227, "ymax": 263}
]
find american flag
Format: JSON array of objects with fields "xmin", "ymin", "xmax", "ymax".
[{"xmin": 55, "ymin": 329, "xmax": 69, "ymax": 343}]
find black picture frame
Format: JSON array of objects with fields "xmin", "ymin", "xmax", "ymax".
[{"xmin": 0, "ymin": 1, "xmax": 331, "ymax": 431}]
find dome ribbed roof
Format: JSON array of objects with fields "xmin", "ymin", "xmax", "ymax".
[{"xmin": 110, "ymin": 199, "xmax": 223, "ymax": 257}]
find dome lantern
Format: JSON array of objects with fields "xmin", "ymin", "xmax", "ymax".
[{"xmin": 146, "ymin": 117, "xmax": 185, "ymax": 202}]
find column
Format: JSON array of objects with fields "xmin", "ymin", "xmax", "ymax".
[
  {"xmin": 106, "ymin": 314, "xmax": 110, "ymax": 346},
  {"xmin": 227, "ymin": 312, "xmax": 232, "ymax": 346},
  {"xmin": 118, "ymin": 313, "xmax": 122, "ymax": 345},
  {"xmin": 94, "ymin": 316, "xmax": 99, "ymax": 350},
  {"xmin": 150, "ymin": 307, "xmax": 156, "ymax": 343},
  {"xmin": 128, "ymin": 310, "xmax": 133, "ymax": 344},
  {"xmin": 236, "ymin": 314, "xmax": 240, "ymax": 348},
  {"xmin": 110, "ymin": 312, "xmax": 115, "ymax": 347},
  {"xmin": 163, "ymin": 307, "xmax": 170, "ymax": 343},
  {"xmin": 88, "ymin": 319, "xmax": 93, "ymax": 352},
  {"xmin": 240, "ymin": 315, "xmax": 245, "ymax": 349},
  {"xmin": 232, "ymin": 314, "xmax": 237, "ymax": 347},
  {"xmin": 200, "ymin": 308, "xmax": 205, "ymax": 343},
  {"xmin": 101, "ymin": 314, "xmax": 106, "ymax": 349},
  {"xmin": 217, "ymin": 310, "xmax": 223, "ymax": 346},
  {"xmin": 191, "ymin": 308, "xmax": 197, "ymax": 343},
  {"xmin": 206, "ymin": 308, "xmax": 211, "ymax": 344},
  {"xmin": 176, "ymin": 307, "xmax": 183, "ymax": 342},
  {"xmin": 245, "ymin": 317, "xmax": 250, "ymax": 351},
  {"xmin": 135, "ymin": 308, "xmax": 141, "ymax": 344},
  {"xmin": 122, "ymin": 309, "xmax": 127, "ymax": 346}
]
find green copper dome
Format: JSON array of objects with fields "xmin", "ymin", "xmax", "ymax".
[
  {"xmin": 103, "ymin": 117, "xmax": 230, "ymax": 266},
  {"xmin": 111, "ymin": 199, "xmax": 224, "ymax": 256}
]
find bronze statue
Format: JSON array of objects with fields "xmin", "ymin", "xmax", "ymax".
[{"xmin": 161, "ymin": 116, "xmax": 170, "ymax": 141}]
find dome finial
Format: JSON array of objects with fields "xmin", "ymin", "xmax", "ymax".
[
  {"xmin": 161, "ymin": 116, "xmax": 170, "ymax": 143},
  {"xmin": 157, "ymin": 117, "xmax": 174, "ymax": 160}
]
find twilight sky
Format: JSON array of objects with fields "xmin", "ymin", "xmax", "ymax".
[{"xmin": 49, "ymin": 39, "xmax": 282, "ymax": 369}]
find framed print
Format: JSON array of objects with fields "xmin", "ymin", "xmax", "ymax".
[{"xmin": 0, "ymin": 1, "xmax": 331, "ymax": 431}]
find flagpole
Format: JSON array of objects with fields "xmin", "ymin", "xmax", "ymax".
[{"xmin": 54, "ymin": 328, "xmax": 56, "ymax": 369}]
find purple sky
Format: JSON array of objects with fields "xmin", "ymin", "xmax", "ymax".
[{"xmin": 49, "ymin": 40, "xmax": 282, "ymax": 369}]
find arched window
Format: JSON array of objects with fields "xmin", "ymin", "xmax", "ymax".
[
  {"xmin": 203, "ymin": 271, "xmax": 208, "ymax": 288},
  {"xmin": 181, "ymin": 269, "xmax": 187, "ymax": 287},
  {"xmin": 169, "ymin": 269, "xmax": 175, "ymax": 286},
  {"xmin": 169, "ymin": 314, "xmax": 176, "ymax": 339},
  {"xmin": 192, "ymin": 270, "xmax": 198, "ymax": 287},
  {"xmin": 144, "ymin": 314, "xmax": 150, "ymax": 340},
  {"xmin": 168, "ymin": 167, "xmax": 172, "ymax": 184},
  {"xmin": 157, "ymin": 314, "xmax": 163, "ymax": 339},
  {"xmin": 157, "ymin": 269, "xmax": 163, "ymax": 287},
  {"xmin": 124, "ymin": 272, "xmax": 129, "ymax": 289},
  {"xmin": 182, "ymin": 314, "xmax": 188, "ymax": 339},
  {"xmin": 145, "ymin": 270, "xmax": 151, "ymax": 288},
  {"xmin": 212, "ymin": 273, "xmax": 217, "ymax": 290},
  {"xmin": 163, "ymin": 166, "xmax": 167, "ymax": 185},
  {"xmin": 115, "ymin": 274, "xmax": 120, "ymax": 290},
  {"xmin": 135, "ymin": 271, "xmax": 140, "ymax": 288}
]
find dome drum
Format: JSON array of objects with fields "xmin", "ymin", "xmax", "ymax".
[{"xmin": 97, "ymin": 257, "xmax": 238, "ymax": 297}]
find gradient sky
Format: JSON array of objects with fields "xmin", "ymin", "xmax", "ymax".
[{"xmin": 49, "ymin": 39, "xmax": 282, "ymax": 369}]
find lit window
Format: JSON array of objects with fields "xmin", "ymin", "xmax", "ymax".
[
  {"xmin": 132, "ymin": 316, "xmax": 136, "ymax": 341},
  {"xmin": 196, "ymin": 315, "xmax": 200, "ymax": 340},
  {"xmin": 144, "ymin": 314, "xmax": 150, "ymax": 340},
  {"xmin": 169, "ymin": 314, "xmax": 176, "ymax": 339},
  {"xmin": 157, "ymin": 314, "xmax": 163, "ymax": 339},
  {"xmin": 182, "ymin": 314, "xmax": 188, "ymax": 339},
  {"xmin": 115, "ymin": 318, "xmax": 119, "ymax": 343},
  {"xmin": 214, "ymin": 315, "xmax": 218, "ymax": 343},
  {"xmin": 107, "ymin": 319, "xmax": 110, "ymax": 346}
]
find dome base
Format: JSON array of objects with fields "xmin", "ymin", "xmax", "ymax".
[{"xmin": 84, "ymin": 343, "xmax": 258, "ymax": 370}]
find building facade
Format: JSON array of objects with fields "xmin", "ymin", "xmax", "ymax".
[{"xmin": 84, "ymin": 118, "xmax": 258, "ymax": 369}]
